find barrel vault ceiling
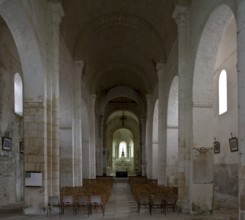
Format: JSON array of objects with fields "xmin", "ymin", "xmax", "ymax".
[{"xmin": 60, "ymin": 0, "xmax": 177, "ymax": 119}]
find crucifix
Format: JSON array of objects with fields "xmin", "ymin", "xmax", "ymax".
[{"xmin": 119, "ymin": 112, "xmax": 127, "ymax": 127}]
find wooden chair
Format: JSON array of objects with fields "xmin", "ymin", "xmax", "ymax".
[
  {"xmin": 77, "ymin": 195, "xmax": 91, "ymax": 216},
  {"xmin": 166, "ymin": 195, "xmax": 179, "ymax": 214},
  {"xmin": 90, "ymin": 195, "xmax": 104, "ymax": 216},
  {"xmin": 47, "ymin": 196, "xmax": 61, "ymax": 216},
  {"xmin": 61, "ymin": 195, "xmax": 76, "ymax": 215},
  {"xmin": 151, "ymin": 194, "xmax": 167, "ymax": 215},
  {"xmin": 137, "ymin": 192, "xmax": 151, "ymax": 215}
]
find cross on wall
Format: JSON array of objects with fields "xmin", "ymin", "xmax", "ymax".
[{"xmin": 119, "ymin": 112, "xmax": 127, "ymax": 127}]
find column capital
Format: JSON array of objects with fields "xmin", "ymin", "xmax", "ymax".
[
  {"xmin": 48, "ymin": 0, "xmax": 64, "ymax": 25},
  {"xmin": 172, "ymin": 5, "xmax": 188, "ymax": 28},
  {"xmin": 74, "ymin": 60, "xmax": 84, "ymax": 73},
  {"xmin": 90, "ymin": 94, "xmax": 97, "ymax": 105},
  {"xmin": 145, "ymin": 94, "xmax": 152, "ymax": 104},
  {"xmin": 156, "ymin": 63, "xmax": 165, "ymax": 80}
]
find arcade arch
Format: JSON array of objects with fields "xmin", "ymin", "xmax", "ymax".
[{"xmin": 192, "ymin": 4, "xmax": 238, "ymax": 211}]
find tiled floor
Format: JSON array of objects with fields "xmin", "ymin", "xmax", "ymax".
[{"xmin": 0, "ymin": 182, "xmax": 238, "ymax": 220}]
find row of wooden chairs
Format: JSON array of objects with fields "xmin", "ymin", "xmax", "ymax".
[
  {"xmin": 130, "ymin": 177, "xmax": 179, "ymax": 215},
  {"xmin": 47, "ymin": 177, "xmax": 113, "ymax": 216},
  {"xmin": 136, "ymin": 192, "xmax": 179, "ymax": 215},
  {"xmin": 47, "ymin": 194, "xmax": 104, "ymax": 216}
]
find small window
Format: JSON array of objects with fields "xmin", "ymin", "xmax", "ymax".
[
  {"xmin": 119, "ymin": 141, "xmax": 127, "ymax": 157},
  {"xmin": 14, "ymin": 73, "xmax": 23, "ymax": 116},
  {"xmin": 219, "ymin": 69, "xmax": 227, "ymax": 115}
]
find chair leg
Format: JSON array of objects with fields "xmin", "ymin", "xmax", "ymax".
[
  {"xmin": 137, "ymin": 204, "xmax": 140, "ymax": 215},
  {"xmin": 47, "ymin": 205, "xmax": 50, "ymax": 216},
  {"xmin": 149, "ymin": 204, "xmax": 152, "ymax": 215},
  {"xmin": 102, "ymin": 205, "xmax": 105, "ymax": 216}
]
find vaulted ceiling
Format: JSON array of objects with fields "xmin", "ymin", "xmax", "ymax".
[{"xmin": 60, "ymin": 0, "xmax": 177, "ymax": 97}]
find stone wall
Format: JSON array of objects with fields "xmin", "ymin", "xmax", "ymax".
[
  {"xmin": 0, "ymin": 16, "xmax": 23, "ymax": 206},
  {"xmin": 191, "ymin": 0, "xmax": 238, "ymax": 211}
]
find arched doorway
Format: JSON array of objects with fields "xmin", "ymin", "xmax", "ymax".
[{"xmin": 106, "ymin": 110, "xmax": 140, "ymax": 176}]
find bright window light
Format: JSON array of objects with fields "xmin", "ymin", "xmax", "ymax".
[
  {"xmin": 119, "ymin": 141, "xmax": 127, "ymax": 157},
  {"xmin": 219, "ymin": 69, "xmax": 227, "ymax": 115},
  {"xmin": 14, "ymin": 73, "xmax": 23, "ymax": 116}
]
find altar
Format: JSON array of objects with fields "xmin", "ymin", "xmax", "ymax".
[
  {"xmin": 112, "ymin": 152, "xmax": 134, "ymax": 176},
  {"xmin": 116, "ymin": 171, "xmax": 128, "ymax": 177}
]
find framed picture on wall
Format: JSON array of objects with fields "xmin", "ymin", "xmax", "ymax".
[
  {"xmin": 2, "ymin": 137, "xmax": 12, "ymax": 151},
  {"xmin": 213, "ymin": 141, "xmax": 220, "ymax": 154},
  {"xmin": 20, "ymin": 141, "xmax": 24, "ymax": 153},
  {"xmin": 229, "ymin": 137, "xmax": 238, "ymax": 152}
]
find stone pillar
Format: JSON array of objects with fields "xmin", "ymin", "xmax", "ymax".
[
  {"xmin": 145, "ymin": 94, "xmax": 153, "ymax": 178},
  {"xmin": 173, "ymin": 4, "xmax": 192, "ymax": 213},
  {"xmin": 237, "ymin": 1, "xmax": 245, "ymax": 219},
  {"xmin": 24, "ymin": 1, "xmax": 64, "ymax": 214},
  {"xmin": 156, "ymin": 63, "xmax": 167, "ymax": 185},
  {"xmin": 24, "ymin": 101, "xmax": 47, "ymax": 215},
  {"xmin": 46, "ymin": 0, "xmax": 64, "ymax": 196},
  {"xmin": 101, "ymin": 115, "xmax": 106, "ymax": 176},
  {"xmin": 140, "ymin": 116, "xmax": 146, "ymax": 173},
  {"xmin": 73, "ymin": 60, "xmax": 84, "ymax": 186},
  {"xmin": 89, "ymin": 94, "xmax": 96, "ymax": 178}
]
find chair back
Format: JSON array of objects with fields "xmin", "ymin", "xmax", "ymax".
[
  {"xmin": 91, "ymin": 195, "xmax": 101, "ymax": 205},
  {"xmin": 62, "ymin": 195, "xmax": 73, "ymax": 205},
  {"xmin": 48, "ymin": 196, "xmax": 59, "ymax": 205},
  {"xmin": 78, "ymin": 195, "xmax": 89, "ymax": 205}
]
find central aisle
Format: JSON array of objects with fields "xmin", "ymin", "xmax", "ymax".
[{"xmin": 104, "ymin": 182, "xmax": 138, "ymax": 219}]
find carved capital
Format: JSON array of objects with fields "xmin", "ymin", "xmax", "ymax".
[
  {"xmin": 156, "ymin": 63, "xmax": 165, "ymax": 80},
  {"xmin": 48, "ymin": 0, "xmax": 64, "ymax": 25},
  {"xmin": 74, "ymin": 60, "xmax": 84, "ymax": 73},
  {"xmin": 172, "ymin": 5, "xmax": 188, "ymax": 28}
]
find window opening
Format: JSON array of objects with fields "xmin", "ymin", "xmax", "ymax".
[
  {"xmin": 219, "ymin": 69, "xmax": 227, "ymax": 115},
  {"xmin": 14, "ymin": 73, "xmax": 23, "ymax": 116}
]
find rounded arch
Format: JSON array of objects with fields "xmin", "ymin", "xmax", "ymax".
[
  {"xmin": 193, "ymin": 4, "xmax": 236, "ymax": 147},
  {"xmin": 0, "ymin": 0, "xmax": 45, "ymax": 101},
  {"xmin": 99, "ymin": 86, "xmax": 145, "ymax": 114},
  {"xmin": 106, "ymin": 112, "xmax": 140, "ymax": 175},
  {"xmin": 193, "ymin": 4, "xmax": 234, "ymax": 104},
  {"xmin": 192, "ymin": 3, "xmax": 238, "ymax": 211}
]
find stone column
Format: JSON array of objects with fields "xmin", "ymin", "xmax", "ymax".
[
  {"xmin": 24, "ymin": 101, "xmax": 47, "ymax": 215},
  {"xmin": 101, "ymin": 115, "xmax": 106, "ymax": 176},
  {"xmin": 73, "ymin": 60, "xmax": 84, "ymax": 186},
  {"xmin": 140, "ymin": 116, "xmax": 146, "ymax": 174},
  {"xmin": 89, "ymin": 94, "xmax": 96, "ymax": 178},
  {"xmin": 47, "ymin": 0, "xmax": 63, "ymax": 197},
  {"xmin": 156, "ymin": 63, "xmax": 167, "ymax": 185},
  {"xmin": 237, "ymin": 1, "xmax": 245, "ymax": 219},
  {"xmin": 145, "ymin": 94, "xmax": 153, "ymax": 178},
  {"xmin": 173, "ymin": 4, "xmax": 192, "ymax": 213}
]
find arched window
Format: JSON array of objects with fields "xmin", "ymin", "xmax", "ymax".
[
  {"xmin": 14, "ymin": 73, "xmax": 23, "ymax": 116},
  {"xmin": 219, "ymin": 69, "xmax": 227, "ymax": 115},
  {"xmin": 119, "ymin": 141, "xmax": 127, "ymax": 157}
]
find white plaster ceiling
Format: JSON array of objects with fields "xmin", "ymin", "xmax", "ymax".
[{"xmin": 60, "ymin": 0, "xmax": 177, "ymax": 96}]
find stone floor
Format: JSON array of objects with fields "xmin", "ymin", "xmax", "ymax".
[{"xmin": 0, "ymin": 182, "xmax": 238, "ymax": 220}]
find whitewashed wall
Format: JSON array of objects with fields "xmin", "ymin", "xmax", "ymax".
[
  {"xmin": 191, "ymin": 1, "xmax": 237, "ymax": 212},
  {"xmin": 0, "ymin": 17, "xmax": 23, "ymax": 206}
]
